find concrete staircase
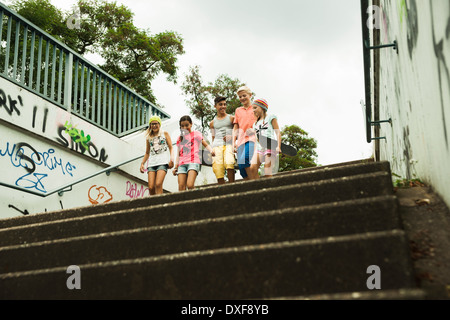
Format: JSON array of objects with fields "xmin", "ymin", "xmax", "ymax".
[{"xmin": 0, "ymin": 160, "xmax": 425, "ymax": 299}]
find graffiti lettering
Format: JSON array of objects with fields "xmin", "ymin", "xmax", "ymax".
[
  {"xmin": 1, "ymin": 140, "xmax": 78, "ymax": 192},
  {"xmin": 32, "ymin": 106, "xmax": 49, "ymax": 133},
  {"xmin": 16, "ymin": 172, "xmax": 48, "ymax": 193},
  {"xmin": 88, "ymin": 185, "xmax": 113, "ymax": 204},
  {"xmin": 56, "ymin": 125, "xmax": 108, "ymax": 162},
  {"xmin": 0, "ymin": 142, "xmax": 40, "ymax": 173},
  {"xmin": 0, "ymin": 89, "xmax": 23, "ymax": 116},
  {"xmin": 63, "ymin": 121, "xmax": 91, "ymax": 151},
  {"xmin": 125, "ymin": 181, "xmax": 150, "ymax": 199}
]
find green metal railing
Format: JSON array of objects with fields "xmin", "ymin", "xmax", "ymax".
[{"xmin": 0, "ymin": 2, "xmax": 170, "ymax": 137}]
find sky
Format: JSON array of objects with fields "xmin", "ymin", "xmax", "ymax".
[{"xmin": 8, "ymin": 0, "xmax": 375, "ymax": 166}]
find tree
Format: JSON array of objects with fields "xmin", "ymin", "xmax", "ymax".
[
  {"xmin": 279, "ymin": 125, "xmax": 318, "ymax": 172},
  {"xmin": 181, "ymin": 65, "xmax": 244, "ymax": 135},
  {"xmin": 11, "ymin": 0, "xmax": 184, "ymax": 106}
]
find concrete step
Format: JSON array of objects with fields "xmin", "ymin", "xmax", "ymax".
[
  {"xmin": 0, "ymin": 230, "xmax": 415, "ymax": 299},
  {"xmin": 0, "ymin": 171, "xmax": 394, "ymax": 246},
  {"xmin": 276, "ymin": 288, "xmax": 426, "ymax": 300},
  {"xmin": 0, "ymin": 161, "xmax": 391, "ymax": 229},
  {"xmin": 0, "ymin": 195, "xmax": 401, "ymax": 274}
]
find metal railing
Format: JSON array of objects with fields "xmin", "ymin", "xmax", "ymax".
[
  {"xmin": 360, "ymin": 0, "xmax": 394, "ymax": 143},
  {"xmin": 0, "ymin": 154, "xmax": 143, "ymax": 198},
  {"xmin": 0, "ymin": 2, "xmax": 170, "ymax": 137}
]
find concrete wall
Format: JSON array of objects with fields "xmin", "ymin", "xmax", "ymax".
[
  {"xmin": 371, "ymin": 0, "xmax": 450, "ymax": 206},
  {"xmin": 0, "ymin": 76, "xmax": 217, "ymax": 219}
]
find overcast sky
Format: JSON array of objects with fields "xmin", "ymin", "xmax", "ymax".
[{"xmin": 24, "ymin": 0, "xmax": 375, "ymax": 165}]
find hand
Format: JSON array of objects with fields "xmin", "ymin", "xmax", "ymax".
[
  {"xmin": 211, "ymin": 149, "xmax": 215, "ymax": 157},
  {"xmin": 276, "ymin": 147, "xmax": 281, "ymax": 154},
  {"xmin": 172, "ymin": 167, "xmax": 178, "ymax": 176},
  {"xmin": 140, "ymin": 163, "xmax": 146, "ymax": 173},
  {"xmin": 168, "ymin": 160, "xmax": 174, "ymax": 169}
]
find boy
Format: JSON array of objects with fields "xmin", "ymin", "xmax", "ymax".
[
  {"xmin": 232, "ymin": 86, "xmax": 259, "ymax": 180},
  {"xmin": 209, "ymin": 96, "xmax": 235, "ymax": 184}
]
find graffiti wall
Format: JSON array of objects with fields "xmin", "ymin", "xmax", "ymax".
[
  {"xmin": 371, "ymin": 0, "xmax": 450, "ymax": 206},
  {"xmin": 0, "ymin": 76, "xmax": 153, "ymax": 218}
]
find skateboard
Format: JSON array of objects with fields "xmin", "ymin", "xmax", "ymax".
[{"xmin": 257, "ymin": 133, "xmax": 298, "ymax": 157}]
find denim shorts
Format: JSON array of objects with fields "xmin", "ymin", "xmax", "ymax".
[
  {"xmin": 237, "ymin": 141, "xmax": 255, "ymax": 178},
  {"xmin": 177, "ymin": 163, "xmax": 201, "ymax": 174},
  {"xmin": 147, "ymin": 164, "xmax": 169, "ymax": 172}
]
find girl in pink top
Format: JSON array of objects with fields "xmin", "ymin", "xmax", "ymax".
[{"xmin": 172, "ymin": 115, "xmax": 215, "ymax": 191}]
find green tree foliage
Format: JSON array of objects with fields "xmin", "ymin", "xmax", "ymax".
[
  {"xmin": 279, "ymin": 125, "xmax": 318, "ymax": 172},
  {"xmin": 181, "ymin": 65, "xmax": 244, "ymax": 134},
  {"xmin": 11, "ymin": 0, "xmax": 184, "ymax": 105}
]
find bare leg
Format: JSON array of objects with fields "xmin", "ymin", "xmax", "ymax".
[
  {"xmin": 147, "ymin": 171, "xmax": 156, "ymax": 195},
  {"xmin": 155, "ymin": 170, "xmax": 167, "ymax": 194},
  {"xmin": 186, "ymin": 170, "xmax": 198, "ymax": 190},
  {"xmin": 226, "ymin": 169, "xmax": 235, "ymax": 183},
  {"xmin": 178, "ymin": 173, "xmax": 187, "ymax": 191}
]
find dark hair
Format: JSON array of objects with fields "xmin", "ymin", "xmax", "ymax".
[
  {"xmin": 178, "ymin": 115, "xmax": 193, "ymax": 143},
  {"xmin": 214, "ymin": 96, "xmax": 227, "ymax": 105},
  {"xmin": 179, "ymin": 115, "xmax": 192, "ymax": 126}
]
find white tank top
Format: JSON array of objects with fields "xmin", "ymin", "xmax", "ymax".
[{"xmin": 147, "ymin": 130, "xmax": 170, "ymax": 167}]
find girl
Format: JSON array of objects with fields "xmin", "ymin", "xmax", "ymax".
[
  {"xmin": 172, "ymin": 115, "xmax": 215, "ymax": 191},
  {"xmin": 251, "ymin": 98, "xmax": 281, "ymax": 178},
  {"xmin": 140, "ymin": 115, "xmax": 174, "ymax": 195}
]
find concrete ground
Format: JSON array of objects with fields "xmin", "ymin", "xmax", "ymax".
[{"xmin": 396, "ymin": 184, "xmax": 450, "ymax": 299}]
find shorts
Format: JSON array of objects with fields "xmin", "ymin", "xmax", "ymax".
[
  {"xmin": 212, "ymin": 145, "xmax": 236, "ymax": 179},
  {"xmin": 147, "ymin": 164, "xmax": 169, "ymax": 172},
  {"xmin": 177, "ymin": 163, "xmax": 201, "ymax": 175},
  {"xmin": 237, "ymin": 141, "xmax": 255, "ymax": 179}
]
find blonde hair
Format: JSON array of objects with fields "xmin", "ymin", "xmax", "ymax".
[{"xmin": 236, "ymin": 86, "xmax": 252, "ymax": 96}]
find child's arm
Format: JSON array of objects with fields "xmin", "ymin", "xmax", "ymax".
[
  {"xmin": 164, "ymin": 131, "xmax": 174, "ymax": 169},
  {"xmin": 210, "ymin": 120, "xmax": 215, "ymax": 142},
  {"xmin": 272, "ymin": 118, "xmax": 282, "ymax": 154},
  {"xmin": 232, "ymin": 123, "xmax": 239, "ymax": 152},
  {"xmin": 225, "ymin": 116, "xmax": 234, "ymax": 143},
  {"xmin": 202, "ymin": 139, "xmax": 215, "ymax": 156},
  {"xmin": 172, "ymin": 144, "xmax": 180, "ymax": 176},
  {"xmin": 140, "ymin": 139, "xmax": 150, "ymax": 173}
]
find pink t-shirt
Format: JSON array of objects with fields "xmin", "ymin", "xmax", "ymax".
[
  {"xmin": 176, "ymin": 131, "xmax": 203, "ymax": 165},
  {"xmin": 233, "ymin": 106, "xmax": 257, "ymax": 147}
]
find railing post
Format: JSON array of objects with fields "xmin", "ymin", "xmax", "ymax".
[{"xmin": 64, "ymin": 52, "xmax": 73, "ymax": 112}]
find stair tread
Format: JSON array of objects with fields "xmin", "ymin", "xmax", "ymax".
[
  {"xmin": 0, "ymin": 161, "xmax": 391, "ymax": 229},
  {"xmin": 0, "ymin": 230, "xmax": 415, "ymax": 299}
]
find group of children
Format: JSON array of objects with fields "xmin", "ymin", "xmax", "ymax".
[{"xmin": 139, "ymin": 86, "xmax": 281, "ymax": 194}]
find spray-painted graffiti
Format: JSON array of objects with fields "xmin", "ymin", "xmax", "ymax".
[
  {"xmin": 0, "ymin": 89, "xmax": 23, "ymax": 116},
  {"xmin": 125, "ymin": 181, "xmax": 150, "ymax": 199},
  {"xmin": 32, "ymin": 106, "xmax": 49, "ymax": 133},
  {"xmin": 56, "ymin": 124, "xmax": 108, "ymax": 162},
  {"xmin": 62, "ymin": 121, "xmax": 91, "ymax": 151},
  {"xmin": 88, "ymin": 185, "xmax": 113, "ymax": 204},
  {"xmin": 0, "ymin": 141, "xmax": 77, "ymax": 193}
]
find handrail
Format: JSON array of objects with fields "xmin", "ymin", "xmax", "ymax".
[
  {"xmin": 360, "ymin": 0, "xmax": 394, "ymax": 143},
  {"xmin": 0, "ymin": 154, "xmax": 143, "ymax": 198},
  {"xmin": 0, "ymin": 2, "xmax": 170, "ymax": 137}
]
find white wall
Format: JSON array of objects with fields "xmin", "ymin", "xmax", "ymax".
[
  {"xmin": 374, "ymin": 0, "xmax": 450, "ymax": 206},
  {"xmin": 0, "ymin": 76, "xmax": 220, "ymax": 219}
]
